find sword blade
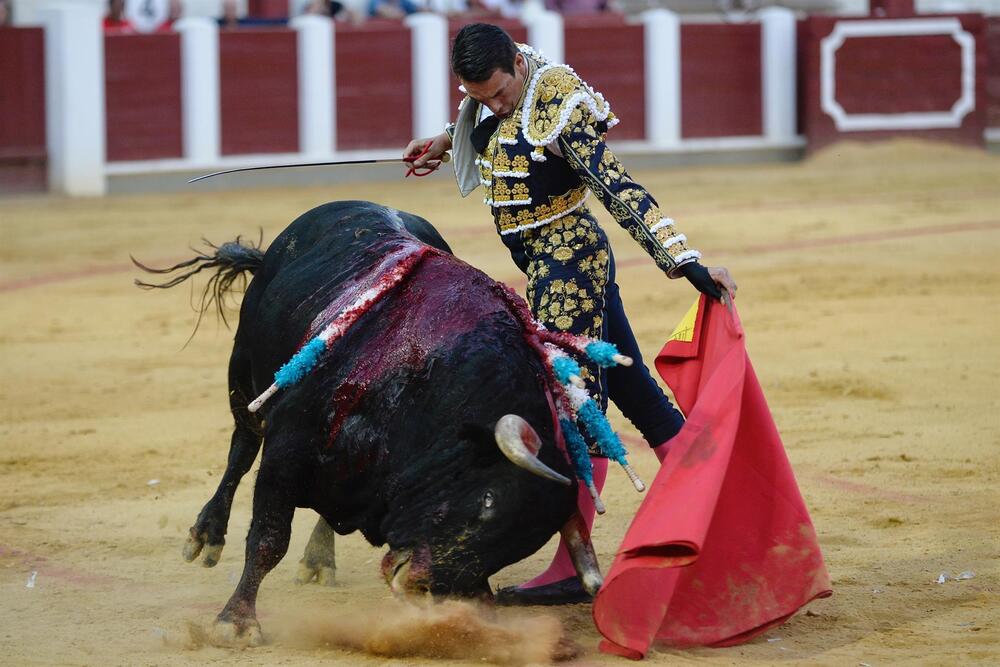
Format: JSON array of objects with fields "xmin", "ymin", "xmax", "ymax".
[
  {"xmin": 187, "ymin": 158, "xmax": 403, "ymax": 183},
  {"xmin": 187, "ymin": 153, "xmax": 450, "ymax": 183}
]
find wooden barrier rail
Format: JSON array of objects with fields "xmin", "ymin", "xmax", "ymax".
[
  {"xmin": 105, "ymin": 32, "xmax": 183, "ymax": 161},
  {"xmin": 7, "ymin": 8, "xmax": 1000, "ymax": 195},
  {"xmin": 0, "ymin": 27, "xmax": 47, "ymax": 193}
]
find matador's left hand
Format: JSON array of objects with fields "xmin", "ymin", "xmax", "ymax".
[
  {"xmin": 680, "ymin": 263, "xmax": 737, "ymax": 301},
  {"xmin": 707, "ymin": 266, "xmax": 737, "ymax": 301}
]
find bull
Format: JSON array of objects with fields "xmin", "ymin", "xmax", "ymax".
[{"xmin": 136, "ymin": 201, "xmax": 602, "ymax": 642}]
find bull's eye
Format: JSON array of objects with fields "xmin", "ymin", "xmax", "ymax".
[{"xmin": 479, "ymin": 490, "xmax": 497, "ymax": 521}]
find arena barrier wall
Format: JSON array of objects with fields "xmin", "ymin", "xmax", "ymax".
[
  {"xmin": 220, "ymin": 28, "xmax": 300, "ymax": 155},
  {"xmin": 986, "ymin": 17, "xmax": 1000, "ymax": 134},
  {"xmin": 565, "ymin": 15, "xmax": 646, "ymax": 141},
  {"xmin": 802, "ymin": 13, "xmax": 988, "ymax": 153},
  {"xmin": 6, "ymin": 6, "xmax": 1000, "ymax": 195},
  {"xmin": 0, "ymin": 27, "xmax": 47, "ymax": 194},
  {"xmin": 681, "ymin": 22, "xmax": 763, "ymax": 139},
  {"xmin": 105, "ymin": 32, "xmax": 184, "ymax": 162},
  {"xmin": 336, "ymin": 20, "xmax": 413, "ymax": 150}
]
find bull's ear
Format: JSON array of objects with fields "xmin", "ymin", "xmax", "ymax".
[{"xmin": 458, "ymin": 423, "xmax": 506, "ymax": 467}]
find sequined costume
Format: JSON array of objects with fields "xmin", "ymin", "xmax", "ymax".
[{"xmin": 450, "ymin": 46, "xmax": 698, "ymax": 454}]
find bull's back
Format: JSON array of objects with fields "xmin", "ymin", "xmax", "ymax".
[{"xmin": 235, "ymin": 201, "xmax": 448, "ymax": 386}]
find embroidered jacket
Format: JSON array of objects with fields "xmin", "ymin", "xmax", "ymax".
[{"xmin": 454, "ymin": 45, "xmax": 700, "ymax": 277}]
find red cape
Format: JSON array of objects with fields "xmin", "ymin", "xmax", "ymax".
[{"xmin": 593, "ymin": 295, "xmax": 831, "ymax": 659}]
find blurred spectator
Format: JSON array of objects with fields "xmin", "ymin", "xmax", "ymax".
[
  {"xmin": 305, "ymin": 0, "xmax": 348, "ymax": 19},
  {"xmin": 422, "ymin": 0, "xmax": 523, "ymax": 19},
  {"xmin": 421, "ymin": 0, "xmax": 466, "ymax": 15},
  {"xmin": 544, "ymin": 0, "xmax": 606, "ymax": 13},
  {"xmin": 157, "ymin": 0, "xmax": 184, "ymax": 31},
  {"xmin": 368, "ymin": 0, "xmax": 419, "ymax": 19},
  {"xmin": 219, "ymin": 0, "xmax": 240, "ymax": 28},
  {"xmin": 167, "ymin": 0, "xmax": 183, "ymax": 23},
  {"xmin": 104, "ymin": 0, "xmax": 137, "ymax": 33},
  {"xmin": 0, "ymin": 0, "xmax": 11, "ymax": 27},
  {"xmin": 471, "ymin": 0, "xmax": 523, "ymax": 18}
]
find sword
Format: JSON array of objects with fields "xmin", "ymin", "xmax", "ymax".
[{"xmin": 187, "ymin": 152, "xmax": 451, "ymax": 183}]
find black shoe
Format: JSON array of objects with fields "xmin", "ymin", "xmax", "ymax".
[{"xmin": 495, "ymin": 577, "xmax": 593, "ymax": 606}]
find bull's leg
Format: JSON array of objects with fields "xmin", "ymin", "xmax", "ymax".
[
  {"xmin": 295, "ymin": 517, "xmax": 337, "ymax": 586},
  {"xmin": 184, "ymin": 350, "xmax": 263, "ymax": 567},
  {"xmin": 212, "ymin": 460, "xmax": 296, "ymax": 646}
]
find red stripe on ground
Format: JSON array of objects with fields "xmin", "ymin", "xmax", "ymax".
[
  {"xmin": 612, "ymin": 220, "xmax": 1000, "ymax": 274},
  {"xmin": 809, "ymin": 473, "xmax": 922, "ymax": 504},
  {"xmin": 0, "ymin": 256, "xmax": 186, "ymax": 293},
  {"xmin": 443, "ymin": 187, "xmax": 1000, "ymax": 241}
]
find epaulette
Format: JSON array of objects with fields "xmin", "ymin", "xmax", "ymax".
[{"xmin": 519, "ymin": 62, "xmax": 618, "ymax": 162}]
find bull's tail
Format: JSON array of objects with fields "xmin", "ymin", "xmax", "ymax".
[{"xmin": 132, "ymin": 235, "xmax": 265, "ymax": 335}]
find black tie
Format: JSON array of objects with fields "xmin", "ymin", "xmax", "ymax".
[{"xmin": 471, "ymin": 115, "xmax": 501, "ymax": 155}]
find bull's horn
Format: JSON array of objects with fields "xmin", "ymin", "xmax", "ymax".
[
  {"xmin": 560, "ymin": 511, "xmax": 603, "ymax": 595},
  {"xmin": 495, "ymin": 415, "xmax": 571, "ymax": 486},
  {"xmin": 389, "ymin": 556, "xmax": 411, "ymax": 597}
]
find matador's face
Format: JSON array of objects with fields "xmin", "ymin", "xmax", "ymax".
[{"xmin": 461, "ymin": 52, "xmax": 528, "ymax": 119}]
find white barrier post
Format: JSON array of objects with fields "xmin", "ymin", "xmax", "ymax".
[
  {"xmin": 405, "ymin": 13, "xmax": 449, "ymax": 140},
  {"xmin": 175, "ymin": 17, "xmax": 220, "ymax": 165},
  {"xmin": 291, "ymin": 15, "xmax": 334, "ymax": 157},
  {"xmin": 642, "ymin": 9, "xmax": 681, "ymax": 150},
  {"xmin": 760, "ymin": 6, "xmax": 797, "ymax": 145},
  {"xmin": 523, "ymin": 8, "xmax": 564, "ymax": 64},
  {"xmin": 38, "ymin": 2, "xmax": 106, "ymax": 196}
]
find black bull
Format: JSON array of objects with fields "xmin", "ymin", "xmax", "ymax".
[{"xmin": 137, "ymin": 201, "xmax": 602, "ymax": 641}]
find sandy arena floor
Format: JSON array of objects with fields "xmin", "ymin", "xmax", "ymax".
[{"xmin": 1, "ymin": 140, "xmax": 998, "ymax": 665}]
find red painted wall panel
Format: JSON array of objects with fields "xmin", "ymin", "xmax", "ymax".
[
  {"xmin": 447, "ymin": 19, "xmax": 527, "ymax": 116},
  {"xmin": 105, "ymin": 33, "xmax": 183, "ymax": 161},
  {"xmin": 835, "ymin": 35, "xmax": 962, "ymax": 114},
  {"xmin": 0, "ymin": 27, "xmax": 46, "ymax": 193},
  {"xmin": 220, "ymin": 29, "xmax": 299, "ymax": 155},
  {"xmin": 802, "ymin": 15, "xmax": 987, "ymax": 154},
  {"xmin": 986, "ymin": 17, "xmax": 1000, "ymax": 129},
  {"xmin": 564, "ymin": 15, "xmax": 645, "ymax": 140},
  {"xmin": 680, "ymin": 23, "xmax": 762, "ymax": 139},
  {"xmin": 335, "ymin": 21, "xmax": 411, "ymax": 150}
]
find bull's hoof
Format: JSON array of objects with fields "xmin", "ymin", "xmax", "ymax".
[
  {"xmin": 210, "ymin": 618, "xmax": 263, "ymax": 647},
  {"xmin": 295, "ymin": 561, "xmax": 336, "ymax": 586},
  {"xmin": 182, "ymin": 528, "xmax": 225, "ymax": 567}
]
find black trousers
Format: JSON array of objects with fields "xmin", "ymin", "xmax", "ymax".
[{"xmin": 501, "ymin": 209, "xmax": 685, "ymax": 451}]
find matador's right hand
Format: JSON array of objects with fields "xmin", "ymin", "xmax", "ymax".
[{"xmin": 403, "ymin": 132, "xmax": 453, "ymax": 171}]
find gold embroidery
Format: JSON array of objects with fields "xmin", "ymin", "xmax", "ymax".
[
  {"xmin": 524, "ymin": 67, "xmax": 611, "ymax": 147},
  {"xmin": 495, "ymin": 186, "xmax": 588, "ymax": 233},
  {"xmin": 491, "ymin": 178, "xmax": 531, "ymax": 204},
  {"xmin": 523, "ymin": 212, "xmax": 609, "ymax": 340},
  {"xmin": 498, "ymin": 115, "xmax": 519, "ymax": 143},
  {"xmin": 557, "ymin": 103, "xmax": 698, "ymax": 274},
  {"xmin": 493, "ymin": 151, "xmax": 530, "ymax": 175}
]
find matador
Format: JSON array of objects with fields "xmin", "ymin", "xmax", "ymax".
[{"xmin": 404, "ymin": 23, "xmax": 737, "ymax": 606}]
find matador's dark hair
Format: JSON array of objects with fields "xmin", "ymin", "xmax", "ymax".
[{"xmin": 451, "ymin": 23, "xmax": 517, "ymax": 82}]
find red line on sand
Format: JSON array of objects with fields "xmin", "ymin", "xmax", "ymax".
[
  {"xmin": 0, "ymin": 256, "xmax": 186, "ymax": 293},
  {"xmin": 0, "ymin": 544, "xmax": 119, "ymax": 586},
  {"xmin": 612, "ymin": 219, "xmax": 1000, "ymax": 274},
  {"xmin": 0, "ymin": 264, "xmax": 138, "ymax": 293},
  {"xmin": 809, "ymin": 474, "xmax": 922, "ymax": 504},
  {"xmin": 3, "ymin": 221, "xmax": 998, "ymax": 294}
]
